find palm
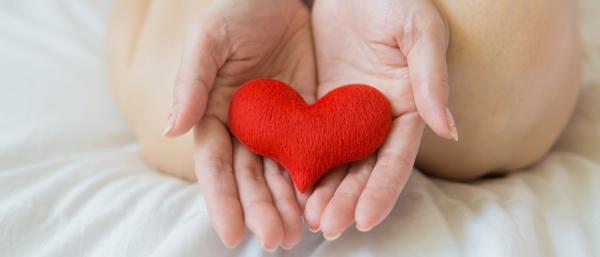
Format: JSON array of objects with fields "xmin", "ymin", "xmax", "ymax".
[
  {"xmin": 304, "ymin": 0, "xmax": 452, "ymax": 239},
  {"xmin": 203, "ymin": 0, "xmax": 316, "ymax": 123},
  {"xmin": 315, "ymin": 0, "xmax": 449, "ymax": 114},
  {"xmin": 167, "ymin": 0, "xmax": 316, "ymax": 250}
]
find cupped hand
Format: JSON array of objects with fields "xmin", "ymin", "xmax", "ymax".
[
  {"xmin": 305, "ymin": 0, "xmax": 457, "ymax": 239},
  {"xmin": 163, "ymin": 0, "xmax": 316, "ymax": 250}
]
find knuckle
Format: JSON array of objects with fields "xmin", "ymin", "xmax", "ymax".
[
  {"xmin": 174, "ymin": 76, "xmax": 209, "ymax": 98},
  {"xmin": 415, "ymin": 11, "xmax": 446, "ymax": 38},
  {"xmin": 236, "ymin": 165, "xmax": 265, "ymax": 183},
  {"xmin": 272, "ymin": 195, "xmax": 300, "ymax": 212},
  {"xmin": 338, "ymin": 174, "xmax": 369, "ymax": 196},
  {"xmin": 378, "ymin": 151, "xmax": 413, "ymax": 170},
  {"xmin": 363, "ymin": 182, "xmax": 401, "ymax": 201},
  {"xmin": 413, "ymin": 71, "xmax": 449, "ymax": 90},
  {"xmin": 243, "ymin": 198, "xmax": 274, "ymax": 213},
  {"xmin": 334, "ymin": 189, "xmax": 362, "ymax": 200},
  {"xmin": 199, "ymin": 155, "xmax": 233, "ymax": 177},
  {"xmin": 371, "ymin": 157, "xmax": 412, "ymax": 194},
  {"xmin": 420, "ymin": 21, "xmax": 439, "ymax": 36}
]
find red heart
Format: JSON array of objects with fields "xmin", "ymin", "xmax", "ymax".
[{"xmin": 229, "ymin": 79, "xmax": 392, "ymax": 192}]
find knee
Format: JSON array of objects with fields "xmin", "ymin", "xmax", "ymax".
[
  {"xmin": 138, "ymin": 130, "xmax": 197, "ymax": 181},
  {"xmin": 416, "ymin": 0, "xmax": 580, "ymax": 181},
  {"xmin": 415, "ymin": 130, "xmax": 551, "ymax": 181}
]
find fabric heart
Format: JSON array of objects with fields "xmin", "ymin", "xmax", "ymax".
[{"xmin": 229, "ymin": 79, "xmax": 392, "ymax": 192}]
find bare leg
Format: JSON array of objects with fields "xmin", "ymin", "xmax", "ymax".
[
  {"xmin": 416, "ymin": 0, "xmax": 581, "ymax": 179},
  {"xmin": 107, "ymin": 0, "xmax": 580, "ymax": 181},
  {"xmin": 107, "ymin": 0, "xmax": 197, "ymax": 180}
]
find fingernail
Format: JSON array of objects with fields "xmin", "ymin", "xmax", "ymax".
[
  {"xmin": 261, "ymin": 242, "xmax": 278, "ymax": 253},
  {"xmin": 445, "ymin": 107, "xmax": 459, "ymax": 142},
  {"xmin": 224, "ymin": 241, "xmax": 241, "ymax": 249},
  {"xmin": 281, "ymin": 244, "xmax": 293, "ymax": 250},
  {"xmin": 162, "ymin": 110, "xmax": 177, "ymax": 137},
  {"xmin": 356, "ymin": 224, "xmax": 373, "ymax": 232},
  {"xmin": 308, "ymin": 227, "xmax": 320, "ymax": 233},
  {"xmin": 323, "ymin": 232, "xmax": 341, "ymax": 241}
]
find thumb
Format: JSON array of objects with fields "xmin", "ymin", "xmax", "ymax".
[
  {"xmin": 163, "ymin": 21, "xmax": 230, "ymax": 137},
  {"xmin": 405, "ymin": 17, "xmax": 458, "ymax": 141}
]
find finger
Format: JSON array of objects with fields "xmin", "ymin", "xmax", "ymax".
[
  {"xmin": 233, "ymin": 143, "xmax": 284, "ymax": 252},
  {"xmin": 164, "ymin": 21, "xmax": 230, "ymax": 137},
  {"xmin": 193, "ymin": 116, "xmax": 244, "ymax": 247},
  {"xmin": 294, "ymin": 186, "xmax": 311, "ymax": 212},
  {"xmin": 271, "ymin": 6, "xmax": 317, "ymax": 105},
  {"xmin": 404, "ymin": 11, "xmax": 458, "ymax": 141},
  {"xmin": 303, "ymin": 166, "xmax": 347, "ymax": 233},
  {"xmin": 355, "ymin": 112, "xmax": 425, "ymax": 231},
  {"xmin": 263, "ymin": 159, "xmax": 303, "ymax": 250},
  {"xmin": 319, "ymin": 156, "xmax": 375, "ymax": 240}
]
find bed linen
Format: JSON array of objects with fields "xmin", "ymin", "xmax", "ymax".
[{"xmin": 1, "ymin": 0, "xmax": 600, "ymax": 256}]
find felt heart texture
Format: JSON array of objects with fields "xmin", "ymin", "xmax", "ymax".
[{"xmin": 229, "ymin": 79, "xmax": 392, "ymax": 192}]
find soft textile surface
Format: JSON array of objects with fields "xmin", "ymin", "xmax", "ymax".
[
  {"xmin": 1, "ymin": 0, "xmax": 599, "ymax": 256},
  {"xmin": 229, "ymin": 79, "xmax": 392, "ymax": 192}
]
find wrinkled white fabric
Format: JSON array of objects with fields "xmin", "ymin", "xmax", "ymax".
[{"xmin": 1, "ymin": 0, "xmax": 599, "ymax": 256}]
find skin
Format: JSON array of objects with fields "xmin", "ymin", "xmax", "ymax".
[
  {"xmin": 108, "ymin": 0, "xmax": 580, "ymax": 251},
  {"xmin": 306, "ymin": 0, "xmax": 454, "ymax": 239},
  {"xmin": 162, "ymin": 0, "xmax": 455, "ymax": 245},
  {"xmin": 108, "ymin": 0, "xmax": 316, "ymax": 250},
  {"xmin": 417, "ymin": 0, "xmax": 580, "ymax": 179},
  {"xmin": 304, "ymin": 0, "xmax": 580, "ymax": 239}
]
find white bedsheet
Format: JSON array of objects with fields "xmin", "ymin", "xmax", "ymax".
[{"xmin": 1, "ymin": 0, "xmax": 600, "ymax": 256}]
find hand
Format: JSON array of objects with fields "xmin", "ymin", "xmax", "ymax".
[
  {"xmin": 163, "ymin": 0, "xmax": 316, "ymax": 250},
  {"xmin": 305, "ymin": 0, "xmax": 457, "ymax": 239}
]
